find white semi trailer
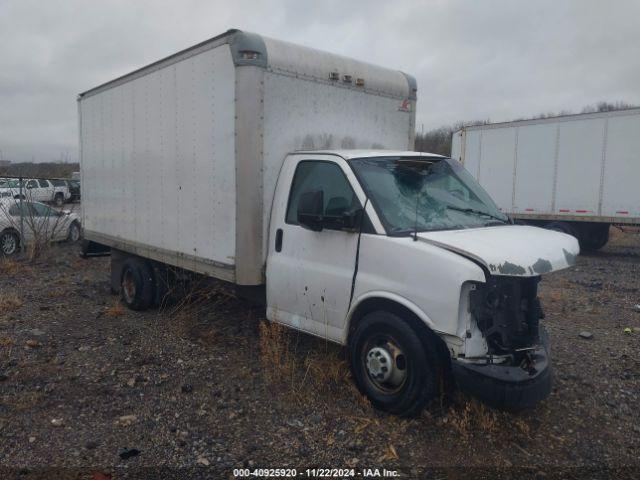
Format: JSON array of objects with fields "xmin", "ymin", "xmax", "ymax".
[
  {"xmin": 79, "ymin": 29, "xmax": 578, "ymax": 415},
  {"xmin": 451, "ymin": 108, "xmax": 640, "ymax": 251}
]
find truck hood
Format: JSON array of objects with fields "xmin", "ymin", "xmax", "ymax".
[{"xmin": 417, "ymin": 225, "xmax": 579, "ymax": 276}]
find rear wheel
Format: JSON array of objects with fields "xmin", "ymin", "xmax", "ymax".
[
  {"xmin": 120, "ymin": 257, "xmax": 155, "ymax": 311},
  {"xmin": 0, "ymin": 230, "xmax": 19, "ymax": 257},
  {"xmin": 53, "ymin": 193, "xmax": 64, "ymax": 207},
  {"xmin": 349, "ymin": 311, "xmax": 440, "ymax": 417}
]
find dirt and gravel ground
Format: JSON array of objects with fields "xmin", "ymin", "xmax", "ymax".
[{"xmin": 1, "ymin": 229, "xmax": 639, "ymax": 479}]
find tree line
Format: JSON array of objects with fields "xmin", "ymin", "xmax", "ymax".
[{"xmin": 0, "ymin": 162, "xmax": 79, "ymax": 179}]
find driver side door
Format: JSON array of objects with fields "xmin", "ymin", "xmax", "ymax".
[{"xmin": 266, "ymin": 157, "xmax": 364, "ymax": 342}]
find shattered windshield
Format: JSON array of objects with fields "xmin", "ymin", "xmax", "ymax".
[{"xmin": 349, "ymin": 156, "xmax": 508, "ymax": 234}]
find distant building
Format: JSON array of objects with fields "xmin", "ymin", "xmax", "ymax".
[{"xmin": 0, "ymin": 160, "xmax": 10, "ymax": 167}]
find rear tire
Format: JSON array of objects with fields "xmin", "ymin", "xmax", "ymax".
[
  {"xmin": 53, "ymin": 193, "xmax": 64, "ymax": 207},
  {"xmin": 0, "ymin": 230, "xmax": 19, "ymax": 257},
  {"xmin": 349, "ymin": 311, "xmax": 440, "ymax": 417},
  {"xmin": 120, "ymin": 257, "xmax": 155, "ymax": 311}
]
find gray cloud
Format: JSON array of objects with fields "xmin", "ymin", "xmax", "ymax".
[{"xmin": 1, "ymin": 0, "xmax": 638, "ymax": 162}]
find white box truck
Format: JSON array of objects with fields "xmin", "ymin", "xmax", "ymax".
[
  {"xmin": 79, "ymin": 29, "xmax": 578, "ymax": 415},
  {"xmin": 451, "ymin": 109, "xmax": 640, "ymax": 251}
]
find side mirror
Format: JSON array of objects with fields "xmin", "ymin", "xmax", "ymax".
[
  {"xmin": 297, "ymin": 190, "xmax": 324, "ymax": 231},
  {"xmin": 340, "ymin": 207, "xmax": 363, "ymax": 231}
]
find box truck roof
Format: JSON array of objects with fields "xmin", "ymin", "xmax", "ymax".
[
  {"xmin": 79, "ymin": 29, "xmax": 416, "ymax": 102},
  {"xmin": 292, "ymin": 150, "xmax": 446, "ymax": 160}
]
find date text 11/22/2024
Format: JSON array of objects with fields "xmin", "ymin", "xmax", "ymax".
[{"xmin": 233, "ymin": 468, "xmax": 400, "ymax": 477}]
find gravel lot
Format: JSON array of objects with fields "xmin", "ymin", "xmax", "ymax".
[{"xmin": 1, "ymin": 228, "xmax": 639, "ymax": 479}]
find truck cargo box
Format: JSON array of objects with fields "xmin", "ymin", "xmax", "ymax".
[{"xmin": 79, "ymin": 29, "xmax": 417, "ymax": 285}]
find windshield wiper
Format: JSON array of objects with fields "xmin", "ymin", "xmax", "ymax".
[{"xmin": 445, "ymin": 205, "xmax": 507, "ymax": 224}]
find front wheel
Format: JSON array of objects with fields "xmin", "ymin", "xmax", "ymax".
[
  {"xmin": 349, "ymin": 311, "xmax": 440, "ymax": 417},
  {"xmin": 0, "ymin": 230, "xmax": 20, "ymax": 257},
  {"xmin": 67, "ymin": 222, "xmax": 81, "ymax": 243}
]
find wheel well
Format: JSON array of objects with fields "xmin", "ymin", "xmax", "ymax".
[{"xmin": 347, "ymin": 297, "xmax": 451, "ymax": 370}]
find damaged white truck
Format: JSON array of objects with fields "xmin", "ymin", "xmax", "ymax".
[{"xmin": 78, "ymin": 29, "xmax": 579, "ymax": 416}]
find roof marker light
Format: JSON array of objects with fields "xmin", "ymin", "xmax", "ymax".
[{"xmin": 239, "ymin": 51, "xmax": 260, "ymax": 60}]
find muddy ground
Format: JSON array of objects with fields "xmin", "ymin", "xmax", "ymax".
[{"xmin": 0, "ymin": 228, "xmax": 639, "ymax": 479}]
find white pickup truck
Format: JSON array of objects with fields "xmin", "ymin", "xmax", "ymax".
[
  {"xmin": 79, "ymin": 29, "xmax": 578, "ymax": 415},
  {"xmin": 1, "ymin": 178, "xmax": 71, "ymax": 206}
]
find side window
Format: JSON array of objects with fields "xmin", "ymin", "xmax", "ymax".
[
  {"xmin": 26, "ymin": 180, "xmax": 38, "ymax": 189},
  {"xmin": 51, "ymin": 179, "xmax": 66, "ymax": 187},
  {"xmin": 38, "ymin": 180, "xmax": 51, "ymax": 188},
  {"xmin": 30, "ymin": 203, "xmax": 54, "ymax": 217},
  {"xmin": 286, "ymin": 161, "xmax": 359, "ymax": 227},
  {"xmin": 8, "ymin": 203, "xmax": 31, "ymax": 216}
]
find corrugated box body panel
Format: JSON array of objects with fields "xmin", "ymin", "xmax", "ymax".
[
  {"xmin": 476, "ymin": 127, "xmax": 516, "ymax": 212},
  {"xmin": 513, "ymin": 123, "xmax": 557, "ymax": 214},
  {"xmin": 454, "ymin": 109, "xmax": 640, "ymax": 223},
  {"xmin": 260, "ymin": 37, "xmax": 415, "ymax": 259},
  {"xmin": 554, "ymin": 118, "xmax": 605, "ymax": 215},
  {"xmin": 80, "ymin": 30, "xmax": 417, "ymax": 284},
  {"xmin": 602, "ymin": 114, "xmax": 640, "ymax": 217},
  {"xmin": 80, "ymin": 45, "xmax": 237, "ymax": 277}
]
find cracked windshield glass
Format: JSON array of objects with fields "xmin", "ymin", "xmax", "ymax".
[{"xmin": 350, "ymin": 157, "xmax": 508, "ymax": 234}]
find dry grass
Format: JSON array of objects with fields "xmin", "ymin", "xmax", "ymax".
[
  {"xmin": 0, "ymin": 259, "xmax": 24, "ymax": 275},
  {"xmin": 104, "ymin": 299, "xmax": 125, "ymax": 317},
  {"xmin": 259, "ymin": 320, "xmax": 298, "ymax": 384},
  {"xmin": 258, "ymin": 318, "xmax": 360, "ymax": 409},
  {"xmin": 609, "ymin": 226, "xmax": 640, "ymax": 248},
  {"xmin": 0, "ymin": 293, "xmax": 23, "ymax": 312},
  {"xmin": 443, "ymin": 398, "xmax": 499, "ymax": 439}
]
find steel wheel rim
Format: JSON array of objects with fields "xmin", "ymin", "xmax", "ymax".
[
  {"xmin": 122, "ymin": 270, "xmax": 136, "ymax": 304},
  {"xmin": 1, "ymin": 233, "xmax": 16, "ymax": 255},
  {"xmin": 362, "ymin": 333, "xmax": 408, "ymax": 394}
]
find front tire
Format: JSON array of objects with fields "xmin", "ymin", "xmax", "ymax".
[
  {"xmin": 349, "ymin": 311, "xmax": 439, "ymax": 417},
  {"xmin": 67, "ymin": 222, "xmax": 81, "ymax": 243},
  {"xmin": 120, "ymin": 257, "xmax": 155, "ymax": 311},
  {"xmin": 0, "ymin": 230, "xmax": 19, "ymax": 257}
]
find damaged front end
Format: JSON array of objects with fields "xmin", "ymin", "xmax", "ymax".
[{"xmin": 452, "ymin": 276, "xmax": 553, "ymax": 409}]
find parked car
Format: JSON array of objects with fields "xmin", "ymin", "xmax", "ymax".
[
  {"xmin": 65, "ymin": 179, "xmax": 81, "ymax": 202},
  {"xmin": 0, "ymin": 199, "xmax": 81, "ymax": 256},
  {"xmin": 2, "ymin": 178, "xmax": 71, "ymax": 206}
]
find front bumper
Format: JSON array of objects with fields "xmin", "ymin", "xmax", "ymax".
[{"xmin": 451, "ymin": 335, "xmax": 552, "ymax": 410}]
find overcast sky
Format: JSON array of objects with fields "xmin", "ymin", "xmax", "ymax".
[{"xmin": 1, "ymin": 0, "xmax": 639, "ymax": 163}]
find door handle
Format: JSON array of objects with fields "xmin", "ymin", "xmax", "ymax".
[{"xmin": 275, "ymin": 228, "xmax": 283, "ymax": 252}]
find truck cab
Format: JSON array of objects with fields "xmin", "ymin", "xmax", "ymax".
[{"xmin": 267, "ymin": 150, "xmax": 579, "ymax": 415}]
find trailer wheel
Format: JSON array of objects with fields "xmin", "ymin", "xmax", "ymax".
[
  {"xmin": 349, "ymin": 311, "xmax": 439, "ymax": 417},
  {"xmin": 579, "ymin": 224, "xmax": 610, "ymax": 251},
  {"xmin": 120, "ymin": 257, "xmax": 155, "ymax": 311}
]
